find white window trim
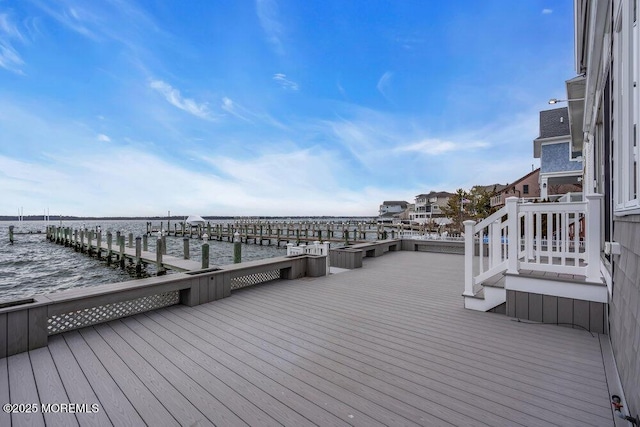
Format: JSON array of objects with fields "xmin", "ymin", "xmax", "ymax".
[{"xmin": 613, "ymin": 0, "xmax": 640, "ymax": 214}]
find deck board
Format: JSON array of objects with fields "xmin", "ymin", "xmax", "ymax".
[
  {"xmin": 0, "ymin": 358, "xmax": 10, "ymax": 427},
  {"xmin": 8, "ymin": 352, "xmax": 45, "ymax": 427},
  {"xmin": 76, "ymin": 327, "xmax": 179, "ymax": 426},
  {"xmin": 1, "ymin": 251, "xmax": 617, "ymax": 426},
  {"xmin": 121, "ymin": 315, "xmax": 320, "ymax": 427},
  {"xmin": 62, "ymin": 330, "xmax": 145, "ymax": 427},
  {"xmin": 29, "ymin": 347, "xmax": 79, "ymax": 427},
  {"xmin": 220, "ymin": 294, "xmax": 612, "ymax": 421},
  {"xmin": 47, "ymin": 334, "xmax": 113, "ymax": 426}
]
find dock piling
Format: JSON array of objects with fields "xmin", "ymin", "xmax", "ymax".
[
  {"xmin": 8, "ymin": 226, "xmax": 14, "ymax": 244},
  {"xmin": 233, "ymin": 232, "xmax": 241, "ymax": 264},
  {"xmin": 156, "ymin": 235, "xmax": 165, "ymax": 275},
  {"xmin": 183, "ymin": 237, "xmax": 190, "ymax": 260},
  {"xmin": 202, "ymin": 235, "xmax": 209, "ymax": 269},
  {"xmin": 119, "ymin": 236, "xmax": 125, "ymax": 269},
  {"xmin": 135, "ymin": 237, "xmax": 142, "ymax": 277},
  {"xmin": 106, "ymin": 232, "xmax": 113, "ymax": 265}
]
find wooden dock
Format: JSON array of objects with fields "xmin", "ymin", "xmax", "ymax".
[
  {"xmin": 0, "ymin": 251, "xmax": 617, "ymax": 426},
  {"xmin": 147, "ymin": 219, "xmax": 401, "ymax": 245}
]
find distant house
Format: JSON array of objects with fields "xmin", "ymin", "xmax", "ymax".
[
  {"xmin": 411, "ymin": 191, "xmax": 454, "ymax": 223},
  {"xmin": 533, "ymin": 107, "xmax": 583, "ymax": 199},
  {"xmin": 378, "ymin": 201, "xmax": 409, "ymax": 222},
  {"xmin": 490, "ymin": 169, "xmax": 541, "ymax": 207}
]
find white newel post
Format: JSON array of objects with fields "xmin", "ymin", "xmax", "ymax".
[
  {"xmin": 585, "ymin": 194, "xmax": 603, "ymax": 282},
  {"xmin": 505, "ymin": 197, "xmax": 519, "ymax": 274},
  {"xmin": 463, "ymin": 220, "xmax": 476, "ymax": 297},
  {"xmin": 490, "ymin": 220, "xmax": 501, "ymax": 266}
]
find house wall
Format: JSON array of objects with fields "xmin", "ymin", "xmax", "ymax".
[
  {"xmin": 610, "ymin": 216, "xmax": 640, "ymax": 416},
  {"xmin": 491, "ymin": 172, "xmax": 541, "ymax": 206},
  {"xmin": 540, "ymin": 142, "xmax": 582, "ymax": 173}
]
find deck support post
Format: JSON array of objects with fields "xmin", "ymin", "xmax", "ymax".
[{"xmin": 143, "ymin": 234, "xmax": 148, "ymax": 252}]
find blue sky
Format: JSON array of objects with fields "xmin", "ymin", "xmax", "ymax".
[{"xmin": 0, "ymin": 0, "xmax": 575, "ymax": 217}]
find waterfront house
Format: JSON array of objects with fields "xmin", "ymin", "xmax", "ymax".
[
  {"xmin": 464, "ymin": 0, "xmax": 640, "ymax": 418},
  {"xmin": 377, "ymin": 201, "xmax": 409, "ymax": 223},
  {"xmin": 533, "ymin": 107, "xmax": 584, "ymax": 199},
  {"xmin": 490, "ymin": 168, "xmax": 541, "ymax": 208},
  {"xmin": 410, "ymin": 191, "xmax": 454, "ymax": 224}
]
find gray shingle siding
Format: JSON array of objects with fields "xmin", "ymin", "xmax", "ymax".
[
  {"xmin": 538, "ymin": 107, "xmax": 570, "ymax": 138},
  {"xmin": 611, "ymin": 216, "xmax": 640, "ymax": 418}
]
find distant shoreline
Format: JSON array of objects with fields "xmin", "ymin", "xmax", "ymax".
[{"xmin": 1, "ymin": 215, "xmax": 375, "ymax": 221}]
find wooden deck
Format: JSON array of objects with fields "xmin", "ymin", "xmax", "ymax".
[{"xmin": 0, "ymin": 252, "xmax": 616, "ymax": 426}]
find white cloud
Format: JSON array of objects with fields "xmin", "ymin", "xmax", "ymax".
[
  {"xmin": 273, "ymin": 73, "xmax": 299, "ymax": 91},
  {"xmin": 97, "ymin": 134, "xmax": 111, "ymax": 142},
  {"xmin": 149, "ymin": 79, "xmax": 213, "ymax": 120},
  {"xmin": 256, "ymin": 0, "xmax": 285, "ymax": 55},
  {"xmin": 221, "ymin": 97, "xmax": 252, "ymax": 122},
  {"xmin": 376, "ymin": 71, "xmax": 393, "ymax": 100},
  {"xmin": 397, "ymin": 138, "xmax": 490, "ymax": 155},
  {"xmin": 542, "ymin": 9, "xmax": 553, "ymax": 14},
  {"xmin": 0, "ymin": 14, "xmax": 25, "ymax": 74}
]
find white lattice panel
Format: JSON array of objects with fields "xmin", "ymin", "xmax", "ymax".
[
  {"xmin": 47, "ymin": 291, "xmax": 180, "ymax": 335},
  {"xmin": 231, "ymin": 269, "xmax": 281, "ymax": 290}
]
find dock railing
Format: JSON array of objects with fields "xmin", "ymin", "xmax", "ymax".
[
  {"xmin": 0, "ymin": 253, "xmax": 327, "ymax": 358},
  {"xmin": 464, "ymin": 195, "xmax": 603, "ymax": 297}
]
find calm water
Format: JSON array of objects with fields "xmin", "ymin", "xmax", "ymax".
[{"xmin": 0, "ymin": 220, "xmax": 289, "ymax": 303}]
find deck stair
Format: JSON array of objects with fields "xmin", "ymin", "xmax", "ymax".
[{"xmin": 463, "ymin": 195, "xmax": 607, "ymax": 328}]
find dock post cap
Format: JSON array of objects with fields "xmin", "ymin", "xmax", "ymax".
[{"xmin": 202, "ymin": 233, "xmax": 209, "ymax": 241}]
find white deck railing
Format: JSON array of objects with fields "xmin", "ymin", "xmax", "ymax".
[{"xmin": 464, "ymin": 195, "xmax": 602, "ymax": 297}]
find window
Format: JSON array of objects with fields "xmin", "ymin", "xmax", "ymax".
[
  {"xmin": 523, "ymin": 185, "xmax": 529, "ymax": 195},
  {"xmin": 612, "ymin": 0, "xmax": 640, "ymax": 214}
]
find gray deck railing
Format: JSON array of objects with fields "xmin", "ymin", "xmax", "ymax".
[{"xmin": 0, "ymin": 254, "xmax": 327, "ymax": 358}]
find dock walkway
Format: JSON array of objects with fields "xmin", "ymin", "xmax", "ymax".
[{"xmin": 0, "ymin": 252, "xmax": 616, "ymax": 426}]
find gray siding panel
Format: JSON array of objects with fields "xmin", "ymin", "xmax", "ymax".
[
  {"xmin": 506, "ymin": 290, "xmax": 516, "ymax": 317},
  {"xmin": 528, "ymin": 293, "xmax": 543, "ymax": 322},
  {"xmin": 543, "ymin": 295, "xmax": 558, "ymax": 324},
  {"xmin": 589, "ymin": 302, "xmax": 604, "ymax": 334},
  {"xmin": 515, "ymin": 291, "xmax": 529, "ymax": 319},
  {"xmin": 573, "ymin": 300, "xmax": 590, "ymax": 331},
  {"xmin": 611, "ymin": 216, "xmax": 640, "ymax": 417},
  {"xmin": 557, "ymin": 297, "xmax": 574, "ymax": 326}
]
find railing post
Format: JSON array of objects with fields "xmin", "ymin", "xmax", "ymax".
[
  {"xmin": 463, "ymin": 220, "xmax": 476, "ymax": 297},
  {"xmin": 585, "ymin": 194, "xmax": 603, "ymax": 282},
  {"xmin": 505, "ymin": 197, "xmax": 519, "ymax": 274}
]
